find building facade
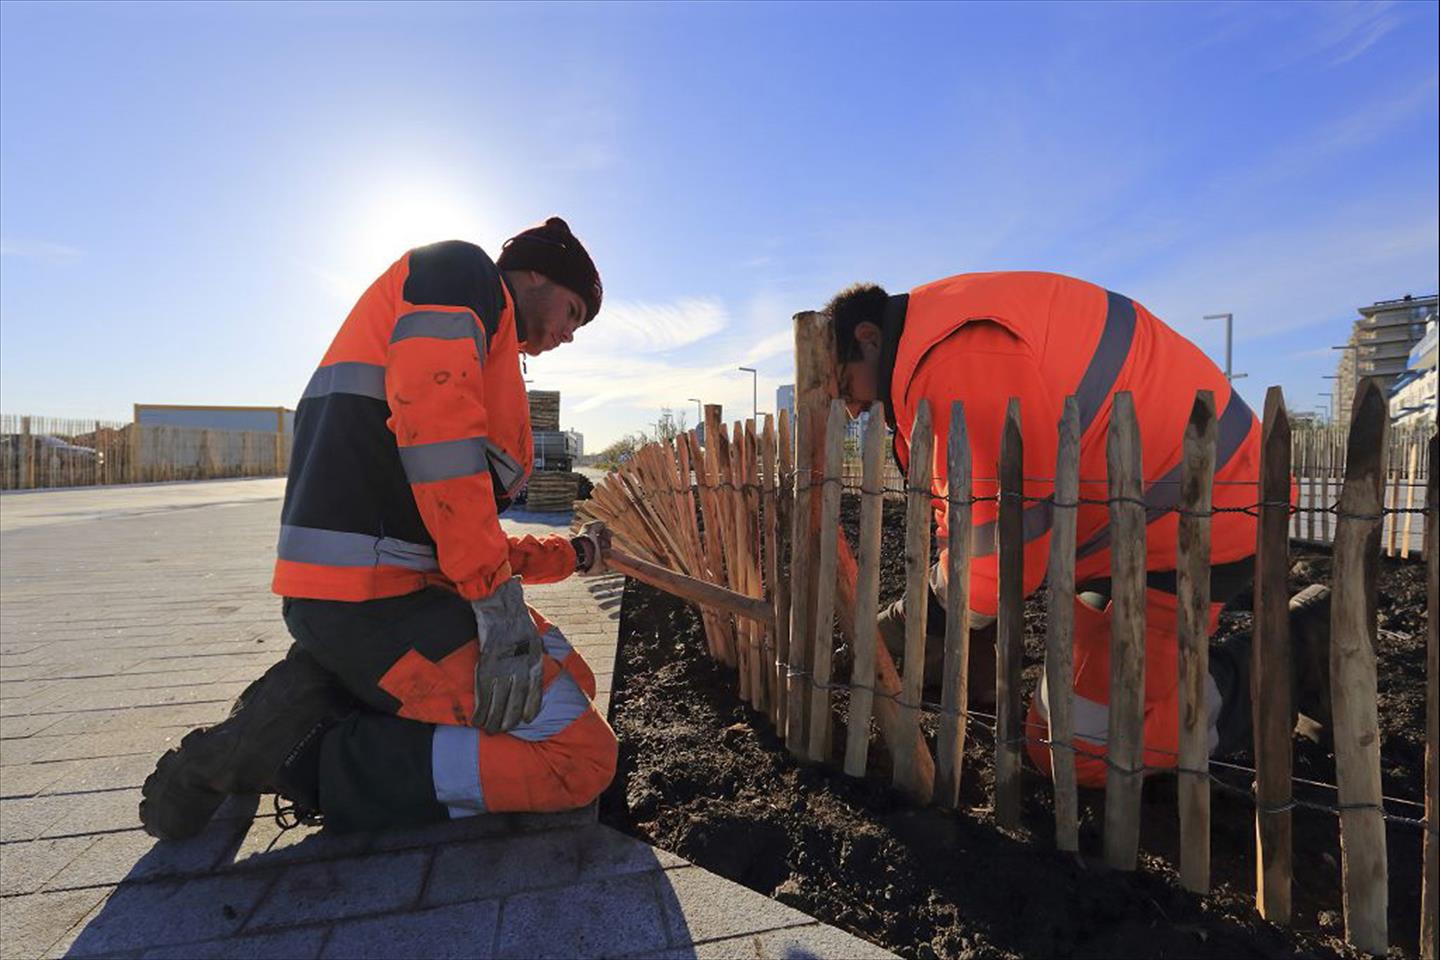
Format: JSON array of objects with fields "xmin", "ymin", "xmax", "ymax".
[
  {"xmin": 1389, "ymin": 316, "xmax": 1437, "ymax": 428},
  {"xmin": 1331, "ymin": 293, "xmax": 1436, "ymax": 429}
]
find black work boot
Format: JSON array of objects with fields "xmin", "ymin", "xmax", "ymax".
[
  {"xmin": 139, "ymin": 645, "xmax": 353, "ymax": 840},
  {"xmin": 1288, "ymin": 584, "xmax": 1333, "ymax": 732}
]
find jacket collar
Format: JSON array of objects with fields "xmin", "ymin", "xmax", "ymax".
[
  {"xmin": 877, "ymin": 293, "xmax": 909, "ymax": 430},
  {"xmin": 502, "ymin": 272, "xmax": 528, "ymax": 346}
]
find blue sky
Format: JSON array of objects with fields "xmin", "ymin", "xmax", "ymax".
[{"xmin": 2, "ymin": 1, "xmax": 1436, "ymax": 449}]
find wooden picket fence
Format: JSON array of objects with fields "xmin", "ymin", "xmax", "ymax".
[
  {"xmin": 578, "ymin": 313, "xmax": 1439, "ymax": 958},
  {"xmin": 0, "ymin": 414, "xmax": 290, "ymax": 489},
  {"xmin": 1291, "ymin": 422, "xmax": 1432, "ymax": 557}
]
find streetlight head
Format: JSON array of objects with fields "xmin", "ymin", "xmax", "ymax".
[
  {"xmin": 1202, "ymin": 313, "xmax": 1233, "ymax": 321},
  {"xmin": 737, "ymin": 366, "xmax": 756, "ymax": 374}
]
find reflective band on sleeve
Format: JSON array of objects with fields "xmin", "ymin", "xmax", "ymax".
[
  {"xmin": 965, "ymin": 289, "xmax": 1136, "ymax": 559},
  {"xmin": 969, "ymin": 498, "xmax": 1054, "ymax": 558},
  {"xmin": 506, "ymin": 672, "xmax": 590, "ymax": 742},
  {"xmin": 1034, "ymin": 666, "xmax": 1110, "ymax": 747},
  {"xmin": 391, "ymin": 310, "xmax": 487, "ymax": 356},
  {"xmin": 1075, "ymin": 390, "xmax": 1255, "ymax": 559},
  {"xmin": 432, "ymin": 724, "xmax": 485, "ymax": 811},
  {"xmin": 399, "ymin": 437, "xmax": 492, "ymax": 485},
  {"xmin": 301, "ymin": 362, "xmax": 387, "ymax": 402},
  {"xmin": 1074, "ymin": 290, "xmax": 1136, "ymax": 434},
  {"xmin": 276, "ymin": 524, "xmax": 438, "ymax": 571},
  {"xmin": 540, "ymin": 626, "xmax": 573, "ymax": 661}
]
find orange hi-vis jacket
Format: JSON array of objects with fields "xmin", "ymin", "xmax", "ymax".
[
  {"xmin": 272, "ymin": 241, "xmax": 575, "ymax": 604},
  {"xmin": 882, "ymin": 272, "xmax": 1261, "ymax": 616}
]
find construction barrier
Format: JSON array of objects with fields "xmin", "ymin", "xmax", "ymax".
[{"xmin": 578, "ymin": 311, "xmax": 1439, "ymax": 959}]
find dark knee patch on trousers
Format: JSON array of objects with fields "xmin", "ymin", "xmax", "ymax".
[{"xmin": 317, "ymin": 711, "xmax": 450, "ymax": 833}]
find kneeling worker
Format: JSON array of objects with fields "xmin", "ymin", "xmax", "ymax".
[
  {"xmin": 826, "ymin": 272, "xmax": 1330, "ymax": 787},
  {"xmin": 141, "ymin": 217, "xmax": 618, "ymax": 837}
]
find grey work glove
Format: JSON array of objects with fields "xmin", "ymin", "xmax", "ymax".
[
  {"xmin": 471, "ymin": 577, "xmax": 543, "ymax": 734},
  {"xmin": 571, "ymin": 520, "xmax": 611, "ymax": 576}
]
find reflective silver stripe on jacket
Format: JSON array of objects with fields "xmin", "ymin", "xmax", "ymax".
[
  {"xmin": 391, "ymin": 309, "xmax": 487, "ymax": 363},
  {"xmin": 301, "ymin": 362, "xmax": 387, "ymax": 402},
  {"xmin": 1074, "ymin": 390, "xmax": 1254, "ymax": 559},
  {"xmin": 397, "ymin": 436, "xmax": 528, "ymax": 492},
  {"xmin": 968, "ymin": 289, "xmax": 1135, "ymax": 558},
  {"xmin": 432, "ymin": 724, "xmax": 485, "ymax": 816},
  {"xmin": 399, "ymin": 437, "xmax": 492, "ymax": 485},
  {"xmin": 276, "ymin": 524, "xmax": 437, "ymax": 571}
]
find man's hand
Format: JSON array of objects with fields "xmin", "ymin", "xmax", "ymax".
[
  {"xmin": 572, "ymin": 520, "xmax": 611, "ymax": 576},
  {"xmin": 471, "ymin": 578, "xmax": 542, "ymax": 734}
]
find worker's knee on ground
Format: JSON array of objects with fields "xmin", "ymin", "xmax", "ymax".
[{"xmin": 479, "ymin": 710, "xmax": 618, "ymax": 812}]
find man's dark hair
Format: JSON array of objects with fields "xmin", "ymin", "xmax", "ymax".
[{"xmin": 824, "ymin": 283, "xmax": 889, "ymax": 361}]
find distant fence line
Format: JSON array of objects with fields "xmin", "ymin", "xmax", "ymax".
[{"xmin": 0, "ymin": 414, "xmax": 291, "ymax": 490}]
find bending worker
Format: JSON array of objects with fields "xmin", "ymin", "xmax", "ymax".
[
  {"xmin": 141, "ymin": 218, "xmax": 617, "ymax": 837},
  {"xmin": 827, "ymin": 272, "xmax": 1329, "ymax": 787}
]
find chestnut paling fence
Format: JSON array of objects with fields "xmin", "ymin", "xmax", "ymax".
[
  {"xmin": 0, "ymin": 414, "xmax": 291, "ymax": 489},
  {"xmin": 578, "ymin": 313, "xmax": 1438, "ymax": 959}
]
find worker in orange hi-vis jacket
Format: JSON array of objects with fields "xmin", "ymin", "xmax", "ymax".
[
  {"xmin": 141, "ymin": 218, "xmax": 620, "ymax": 838},
  {"xmin": 823, "ymin": 273, "xmax": 1329, "ymax": 789}
]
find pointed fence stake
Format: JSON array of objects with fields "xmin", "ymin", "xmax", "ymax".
[
  {"xmin": 844, "ymin": 402, "xmax": 887, "ymax": 778},
  {"xmin": 895, "ymin": 400, "xmax": 934, "ymax": 797},
  {"xmin": 996, "ymin": 398, "xmax": 1025, "ymax": 830},
  {"xmin": 1104, "ymin": 391, "xmax": 1146, "ymax": 870},
  {"xmin": 936, "ymin": 401, "xmax": 973, "ymax": 810},
  {"xmin": 808, "ymin": 400, "xmax": 846, "ymax": 762},
  {"xmin": 1177, "ymin": 390, "xmax": 1217, "ymax": 893},
  {"xmin": 1045, "ymin": 396, "xmax": 1080, "ymax": 850},
  {"xmin": 1254, "ymin": 386, "xmax": 1293, "ymax": 922},
  {"xmin": 1332, "ymin": 379, "xmax": 1389, "ymax": 955}
]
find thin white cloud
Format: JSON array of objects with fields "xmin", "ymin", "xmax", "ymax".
[
  {"xmin": 0, "ymin": 238, "xmax": 82, "ymax": 260},
  {"xmin": 599, "ymin": 298, "xmax": 728, "ymax": 352}
]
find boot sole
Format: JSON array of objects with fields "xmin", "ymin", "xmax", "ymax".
[{"xmin": 138, "ymin": 731, "xmax": 228, "ymax": 841}]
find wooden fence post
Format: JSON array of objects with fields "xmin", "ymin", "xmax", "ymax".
[
  {"xmin": 761, "ymin": 415, "xmax": 782, "ymax": 724},
  {"xmin": 776, "ymin": 412, "xmax": 794, "ymax": 736},
  {"xmin": 1177, "ymin": 390, "xmax": 1217, "ymax": 893},
  {"xmin": 1105, "ymin": 391, "xmax": 1146, "ymax": 870},
  {"xmin": 1306, "ymin": 430, "xmax": 1318, "ymax": 542},
  {"xmin": 936, "ymin": 401, "xmax": 973, "ymax": 810},
  {"xmin": 1331, "ymin": 379, "xmax": 1389, "ymax": 955},
  {"xmin": 996, "ymin": 398, "xmax": 1025, "ymax": 830},
  {"xmin": 1402, "ymin": 439, "xmax": 1419, "ymax": 560},
  {"xmin": 19, "ymin": 415, "xmax": 33, "ymax": 489},
  {"xmin": 1422, "ymin": 431, "xmax": 1438, "ymax": 960},
  {"xmin": 789, "ymin": 311, "xmax": 835, "ymax": 753},
  {"xmin": 1254, "ymin": 386, "xmax": 1293, "ymax": 922},
  {"xmin": 895, "ymin": 400, "xmax": 934, "ymax": 797},
  {"xmin": 1045, "ymin": 396, "xmax": 1080, "ymax": 850},
  {"xmin": 845, "ymin": 402, "xmax": 887, "ymax": 779},
  {"xmin": 808, "ymin": 400, "xmax": 846, "ymax": 761},
  {"xmin": 1321, "ymin": 432, "xmax": 1333, "ymax": 543}
]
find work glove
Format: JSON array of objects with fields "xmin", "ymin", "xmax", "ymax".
[
  {"xmin": 571, "ymin": 520, "xmax": 611, "ymax": 576},
  {"xmin": 471, "ymin": 577, "xmax": 543, "ymax": 734}
]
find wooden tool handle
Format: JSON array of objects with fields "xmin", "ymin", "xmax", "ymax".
[{"xmin": 608, "ymin": 547, "xmax": 775, "ymax": 627}]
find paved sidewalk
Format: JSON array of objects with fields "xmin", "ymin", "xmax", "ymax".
[{"xmin": 1, "ymin": 480, "xmax": 891, "ymax": 959}]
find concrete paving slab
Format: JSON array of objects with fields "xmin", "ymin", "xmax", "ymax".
[
  {"xmin": 0, "ymin": 481, "xmax": 894, "ymax": 960},
  {"xmin": 321, "ymin": 900, "xmax": 501, "ymax": 959}
]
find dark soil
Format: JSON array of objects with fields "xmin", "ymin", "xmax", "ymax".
[{"xmin": 600, "ymin": 496, "xmax": 1428, "ymax": 959}]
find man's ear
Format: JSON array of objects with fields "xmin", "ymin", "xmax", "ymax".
[{"xmin": 854, "ymin": 321, "xmax": 883, "ymax": 350}]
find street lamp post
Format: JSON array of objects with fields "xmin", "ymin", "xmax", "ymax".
[
  {"xmin": 1318, "ymin": 391, "xmax": 1333, "ymax": 422},
  {"xmin": 737, "ymin": 367, "xmax": 758, "ymax": 423},
  {"xmin": 1203, "ymin": 313, "xmax": 1246, "ymax": 381},
  {"xmin": 686, "ymin": 397, "xmax": 703, "ymax": 425}
]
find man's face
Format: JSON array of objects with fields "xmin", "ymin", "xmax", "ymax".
[
  {"xmin": 517, "ymin": 277, "xmax": 586, "ymax": 357},
  {"xmin": 838, "ymin": 321, "xmax": 883, "ymax": 418}
]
